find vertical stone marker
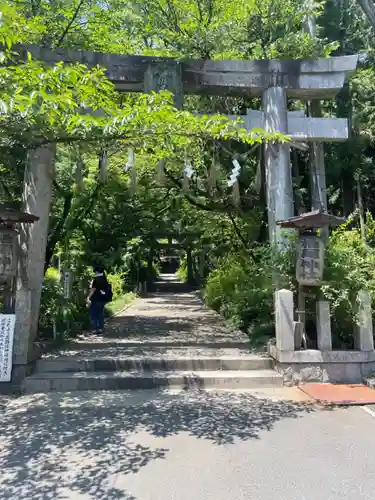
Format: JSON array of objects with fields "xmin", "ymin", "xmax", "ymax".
[
  {"xmin": 316, "ymin": 300, "xmax": 332, "ymax": 350},
  {"xmin": 354, "ymin": 290, "xmax": 374, "ymax": 351},
  {"xmin": 274, "ymin": 289, "xmax": 294, "ymax": 351},
  {"xmin": 13, "ymin": 144, "xmax": 56, "ymax": 381}
]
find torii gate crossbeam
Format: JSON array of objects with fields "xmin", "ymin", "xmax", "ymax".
[{"xmin": 17, "ymin": 44, "xmax": 357, "ymax": 99}]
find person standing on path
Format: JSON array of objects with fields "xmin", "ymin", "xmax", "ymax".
[{"xmin": 86, "ymin": 265, "xmax": 112, "ymax": 334}]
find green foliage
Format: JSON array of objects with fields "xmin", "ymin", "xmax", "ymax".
[
  {"xmin": 204, "ymin": 248, "xmax": 295, "ymax": 345},
  {"xmin": 125, "ymin": 0, "xmax": 331, "ymax": 59},
  {"xmin": 39, "ymin": 267, "xmax": 133, "ymax": 339},
  {"xmin": 4, "ymin": 0, "xmax": 375, "ymax": 349},
  {"xmin": 39, "ymin": 267, "xmax": 89, "ymax": 338},
  {"xmin": 105, "ymin": 292, "xmax": 136, "ymax": 317},
  {"xmin": 107, "ymin": 273, "xmax": 125, "ymax": 299},
  {"xmin": 323, "ymin": 226, "xmax": 375, "ymax": 311},
  {"xmin": 176, "ymin": 256, "xmax": 188, "ymax": 282},
  {"xmin": 203, "ymin": 219, "xmax": 375, "ymax": 350},
  {"xmin": 39, "ymin": 267, "xmax": 64, "ymax": 335},
  {"xmin": 321, "ymin": 217, "xmax": 375, "ymax": 347},
  {"xmin": 121, "ymin": 237, "xmax": 151, "ymax": 287}
]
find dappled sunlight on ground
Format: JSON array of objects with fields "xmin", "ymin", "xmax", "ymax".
[
  {"xmin": 71, "ymin": 290, "xmax": 249, "ymax": 346},
  {"xmin": 0, "ymin": 389, "xmax": 320, "ymax": 499}
]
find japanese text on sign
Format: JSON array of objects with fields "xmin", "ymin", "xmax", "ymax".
[{"xmin": 0, "ymin": 314, "xmax": 16, "ymax": 382}]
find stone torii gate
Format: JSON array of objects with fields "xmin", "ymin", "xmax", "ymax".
[{"xmin": 6, "ymin": 45, "xmax": 357, "ymax": 389}]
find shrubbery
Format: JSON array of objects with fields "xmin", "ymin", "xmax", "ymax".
[
  {"xmin": 204, "ymin": 218, "xmax": 375, "ymax": 349},
  {"xmin": 322, "ymin": 221, "xmax": 375, "ymax": 347},
  {"xmin": 39, "ymin": 267, "xmax": 65, "ymax": 336},
  {"xmin": 107, "ymin": 272, "xmax": 126, "ymax": 299},
  {"xmin": 204, "ymin": 247, "xmax": 294, "ymax": 346},
  {"xmin": 121, "ymin": 237, "xmax": 159, "ymax": 288},
  {"xmin": 39, "ymin": 267, "xmax": 131, "ymax": 340},
  {"xmin": 176, "ymin": 255, "xmax": 188, "ymax": 282}
]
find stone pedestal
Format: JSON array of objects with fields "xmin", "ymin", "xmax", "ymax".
[
  {"xmin": 354, "ymin": 290, "xmax": 374, "ymax": 351},
  {"xmin": 12, "ymin": 144, "xmax": 55, "ymax": 379},
  {"xmin": 269, "ymin": 291, "xmax": 375, "ymax": 385},
  {"xmin": 269, "ymin": 345, "xmax": 375, "ymax": 385},
  {"xmin": 274, "ymin": 289, "xmax": 294, "ymax": 351},
  {"xmin": 262, "ymin": 87, "xmax": 294, "ymax": 249},
  {"xmin": 316, "ymin": 300, "xmax": 332, "ymax": 350}
]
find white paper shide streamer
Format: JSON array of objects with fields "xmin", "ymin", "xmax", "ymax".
[
  {"xmin": 208, "ymin": 156, "xmax": 218, "ymax": 193},
  {"xmin": 124, "ymin": 147, "xmax": 134, "ymax": 172},
  {"xmin": 125, "ymin": 148, "xmax": 137, "ymax": 191},
  {"xmin": 228, "ymin": 158, "xmax": 241, "ymax": 206},
  {"xmin": 182, "ymin": 157, "xmax": 194, "ymax": 192}
]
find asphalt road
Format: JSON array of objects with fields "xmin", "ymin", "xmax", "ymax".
[{"xmin": 0, "ymin": 389, "xmax": 374, "ymax": 500}]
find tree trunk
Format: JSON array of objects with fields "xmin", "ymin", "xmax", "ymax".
[
  {"xmin": 44, "ymin": 191, "xmax": 73, "ymax": 271},
  {"xmin": 356, "ymin": 0, "xmax": 375, "ymax": 32}
]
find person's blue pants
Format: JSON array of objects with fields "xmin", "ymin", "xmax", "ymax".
[{"xmin": 90, "ymin": 301, "xmax": 105, "ymax": 331}]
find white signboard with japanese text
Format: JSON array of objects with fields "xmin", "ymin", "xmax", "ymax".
[{"xmin": 0, "ymin": 314, "xmax": 16, "ymax": 382}]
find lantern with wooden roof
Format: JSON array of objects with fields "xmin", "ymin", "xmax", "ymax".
[
  {"xmin": 277, "ymin": 210, "xmax": 345, "ymax": 286},
  {"xmin": 0, "ymin": 204, "xmax": 39, "ymax": 282}
]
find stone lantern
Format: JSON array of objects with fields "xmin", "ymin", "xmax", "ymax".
[
  {"xmin": 278, "ymin": 210, "xmax": 345, "ymax": 287},
  {"xmin": 0, "ymin": 204, "xmax": 39, "ymax": 286},
  {"xmin": 277, "ymin": 209, "xmax": 345, "ymax": 350},
  {"xmin": 269, "ymin": 209, "xmax": 375, "ymax": 385}
]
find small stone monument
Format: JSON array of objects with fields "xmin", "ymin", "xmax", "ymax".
[{"xmin": 62, "ymin": 269, "xmax": 73, "ymax": 300}]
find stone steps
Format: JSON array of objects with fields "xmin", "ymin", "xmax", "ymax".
[
  {"xmin": 67, "ymin": 340, "xmax": 252, "ymax": 349},
  {"xmin": 22, "ymin": 346, "xmax": 282, "ymax": 393},
  {"xmin": 23, "ymin": 369, "xmax": 283, "ymax": 393},
  {"xmin": 35, "ymin": 353, "xmax": 273, "ymax": 373}
]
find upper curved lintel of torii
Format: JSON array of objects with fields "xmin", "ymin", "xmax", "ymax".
[{"xmin": 15, "ymin": 44, "xmax": 358, "ymax": 99}]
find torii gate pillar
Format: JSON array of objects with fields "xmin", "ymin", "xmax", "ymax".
[
  {"xmin": 11, "ymin": 145, "xmax": 55, "ymax": 388},
  {"xmin": 262, "ymin": 86, "xmax": 294, "ymax": 250}
]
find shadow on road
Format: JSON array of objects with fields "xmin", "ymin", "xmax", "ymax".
[{"xmin": 0, "ymin": 390, "xmax": 323, "ymax": 500}]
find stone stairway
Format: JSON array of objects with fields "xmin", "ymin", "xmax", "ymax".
[
  {"xmin": 23, "ymin": 346, "xmax": 282, "ymax": 393},
  {"xmin": 23, "ymin": 276, "xmax": 282, "ymax": 393}
]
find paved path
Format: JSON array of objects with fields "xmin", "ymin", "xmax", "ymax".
[
  {"xmin": 1, "ymin": 389, "xmax": 375, "ymax": 499},
  {"xmin": 70, "ymin": 279, "xmax": 249, "ymax": 348}
]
